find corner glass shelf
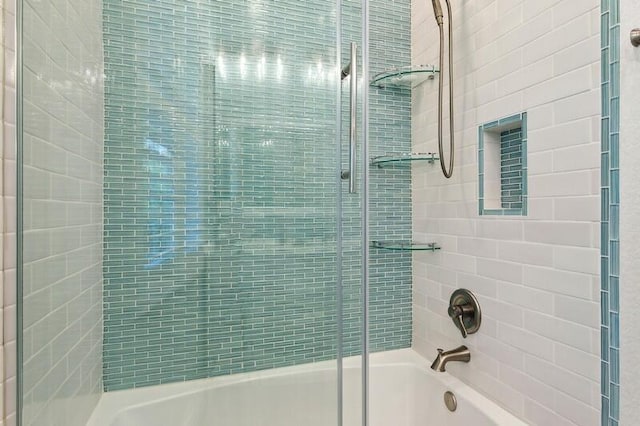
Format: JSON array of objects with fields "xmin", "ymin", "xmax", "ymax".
[
  {"xmin": 370, "ymin": 65, "xmax": 439, "ymax": 88},
  {"xmin": 371, "ymin": 241, "xmax": 441, "ymax": 251},
  {"xmin": 371, "ymin": 152, "xmax": 439, "ymax": 167}
]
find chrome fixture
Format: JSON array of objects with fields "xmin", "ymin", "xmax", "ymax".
[
  {"xmin": 430, "ymin": 0, "xmax": 455, "ymax": 178},
  {"xmin": 443, "ymin": 391, "xmax": 457, "ymax": 412},
  {"xmin": 631, "ymin": 28, "xmax": 640, "ymax": 47},
  {"xmin": 431, "ymin": 0, "xmax": 444, "ymax": 25},
  {"xmin": 340, "ymin": 42, "xmax": 358, "ymax": 193},
  {"xmin": 430, "ymin": 345, "xmax": 471, "ymax": 372},
  {"xmin": 448, "ymin": 289, "xmax": 481, "ymax": 338}
]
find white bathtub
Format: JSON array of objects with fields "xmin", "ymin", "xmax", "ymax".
[{"xmin": 87, "ymin": 349, "xmax": 526, "ymax": 426}]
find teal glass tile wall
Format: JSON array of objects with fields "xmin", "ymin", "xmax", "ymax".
[
  {"xmin": 367, "ymin": 0, "xmax": 412, "ymax": 355},
  {"xmin": 102, "ymin": 0, "xmax": 412, "ymax": 390},
  {"xmin": 601, "ymin": 0, "xmax": 620, "ymax": 423}
]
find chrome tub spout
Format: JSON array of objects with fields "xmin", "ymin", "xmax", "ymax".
[{"xmin": 430, "ymin": 345, "xmax": 470, "ymax": 372}]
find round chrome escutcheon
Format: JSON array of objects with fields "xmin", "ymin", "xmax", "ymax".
[{"xmin": 444, "ymin": 391, "xmax": 457, "ymax": 412}]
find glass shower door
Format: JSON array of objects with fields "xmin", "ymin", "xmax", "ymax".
[{"xmin": 17, "ymin": 0, "xmax": 366, "ymax": 426}]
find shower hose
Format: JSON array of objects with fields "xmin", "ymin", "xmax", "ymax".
[{"xmin": 435, "ymin": 0, "xmax": 455, "ymax": 178}]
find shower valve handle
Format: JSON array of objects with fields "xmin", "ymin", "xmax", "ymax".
[
  {"xmin": 447, "ymin": 289, "xmax": 482, "ymax": 339},
  {"xmin": 448, "ymin": 304, "xmax": 470, "ymax": 338}
]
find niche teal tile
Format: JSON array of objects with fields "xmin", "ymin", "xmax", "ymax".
[
  {"xmin": 478, "ymin": 113, "xmax": 527, "ymax": 216},
  {"xmin": 503, "ymin": 209, "xmax": 523, "ymax": 216},
  {"xmin": 498, "ymin": 113, "xmax": 521, "ymax": 126}
]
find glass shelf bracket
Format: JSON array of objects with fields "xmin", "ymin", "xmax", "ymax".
[
  {"xmin": 370, "ymin": 152, "xmax": 439, "ymax": 168},
  {"xmin": 371, "ymin": 241, "xmax": 442, "ymax": 251},
  {"xmin": 370, "ymin": 65, "xmax": 438, "ymax": 88}
]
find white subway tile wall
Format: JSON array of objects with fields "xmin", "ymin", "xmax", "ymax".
[
  {"xmin": 619, "ymin": 0, "xmax": 638, "ymax": 423},
  {"xmin": 18, "ymin": 0, "xmax": 104, "ymax": 424},
  {"xmin": 411, "ymin": 1, "xmax": 600, "ymax": 425}
]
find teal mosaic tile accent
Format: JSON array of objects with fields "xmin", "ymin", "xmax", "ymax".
[
  {"xmin": 500, "ymin": 128, "xmax": 524, "ymax": 210},
  {"xmin": 478, "ymin": 113, "xmax": 528, "ymax": 216},
  {"xmin": 601, "ymin": 0, "xmax": 620, "ymax": 424},
  {"xmin": 102, "ymin": 0, "xmax": 412, "ymax": 391}
]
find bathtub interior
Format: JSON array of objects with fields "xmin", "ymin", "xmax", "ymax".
[
  {"xmin": 111, "ymin": 370, "xmax": 339, "ymax": 426},
  {"xmin": 94, "ymin": 350, "xmax": 524, "ymax": 426}
]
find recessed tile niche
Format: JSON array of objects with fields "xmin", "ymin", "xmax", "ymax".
[{"xmin": 478, "ymin": 112, "xmax": 527, "ymax": 216}]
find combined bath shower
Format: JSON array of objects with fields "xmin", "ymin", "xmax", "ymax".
[{"xmin": 430, "ymin": 0, "xmax": 455, "ymax": 178}]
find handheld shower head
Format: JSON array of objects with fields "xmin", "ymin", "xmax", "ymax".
[{"xmin": 431, "ymin": 0, "xmax": 444, "ymax": 25}]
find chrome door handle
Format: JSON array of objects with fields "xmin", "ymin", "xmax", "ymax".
[{"xmin": 341, "ymin": 42, "xmax": 357, "ymax": 193}]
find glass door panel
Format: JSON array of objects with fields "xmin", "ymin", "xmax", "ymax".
[
  {"xmin": 18, "ymin": 1, "xmax": 365, "ymax": 426},
  {"xmin": 339, "ymin": 1, "xmax": 366, "ymax": 424}
]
